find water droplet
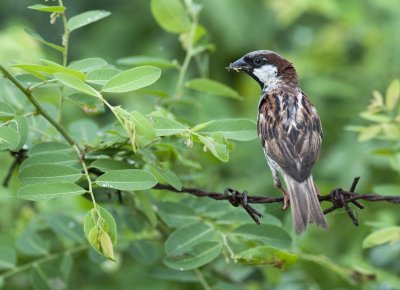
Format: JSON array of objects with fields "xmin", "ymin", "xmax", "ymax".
[{"xmin": 179, "ymin": 268, "xmax": 184, "ymax": 271}]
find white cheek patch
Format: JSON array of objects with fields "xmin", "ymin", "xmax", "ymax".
[{"xmin": 253, "ymin": 65, "xmax": 279, "ymax": 88}]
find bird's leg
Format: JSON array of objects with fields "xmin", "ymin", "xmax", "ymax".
[{"xmin": 271, "ymin": 171, "xmax": 289, "ymax": 210}]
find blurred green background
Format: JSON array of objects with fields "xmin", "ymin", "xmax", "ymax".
[{"xmin": 1, "ymin": 0, "xmax": 399, "ymax": 289}]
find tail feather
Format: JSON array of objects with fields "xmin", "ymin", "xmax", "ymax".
[{"xmin": 283, "ymin": 174, "xmax": 328, "ymax": 234}]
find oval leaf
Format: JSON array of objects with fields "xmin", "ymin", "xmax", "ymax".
[
  {"xmin": 152, "ymin": 116, "xmax": 187, "ymax": 136},
  {"xmin": 362, "ymin": 227, "xmax": 400, "ymax": 248},
  {"xmin": 19, "ymin": 164, "xmax": 82, "ymax": 184},
  {"xmin": 86, "ymin": 68, "xmax": 121, "ymax": 85},
  {"xmin": 9, "ymin": 116, "xmax": 29, "ymax": 150},
  {"xmin": 68, "ymin": 58, "xmax": 108, "ymax": 73},
  {"xmin": 102, "ymin": 66, "xmax": 161, "ymax": 93},
  {"xmin": 185, "ymin": 78, "xmax": 242, "ymax": 99},
  {"xmin": 150, "ymin": 0, "xmax": 190, "ymax": 33},
  {"xmin": 117, "ymin": 56, "xmax": 178, "ymax": 69},
  {"xmin": 95, "ymin": 169, "xmax": 157, "ymax": 191},
  {"xmin": 164, "ymin": 222, "xmax": 221, "ymax": 270},
  {"xmin": 234, "ymin": 246, "xmax": 297, "ymax": 269},
  {"xmin": 17, "ymin": 182, "xmax": 86, "ymax": 201},
  {"xmin": 54, "ymin": 73, "xmax": 100, "ymax": 97},
  {"xmin": 164, "ymin": 241, "xmax": 222, "ymax": 271},
  {"xmin": 232, "ymin": 224, "xmax": 292, "ymax": 249},
  {"xmin": 192, "ymin": 119, "xmax": 257, "ymax": 141},
  {"xmin": 0, "ymin": 101, "xmax": 16, "ymax": 121},
  {"xmin": 90, "ymin": 159, "xmax": 135, "ymax": 172},
  {"xmin": 156, "ymin": 202, "xmax": 198, "ymax": 228},
  {"xmin": 0, "ymin": 126, "xmax": 20, "ymax": 151},
  {"xmin": 28, "ymin": 4, "xmax": 65, "ymax": 12},
  {"xmin": 67, "ymin": 10, "xmax": 111, "ymax": 31},
  {"xmin": 0, "ymin": 246, "xmax": 17, "ymax": 270}
]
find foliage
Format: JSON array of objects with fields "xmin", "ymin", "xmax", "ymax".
[{"xmin": 0, "ymin": 0, "xmax": 399, "ymax": 290}]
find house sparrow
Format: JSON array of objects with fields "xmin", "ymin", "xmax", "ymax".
[{"xmin": 227, "ymin": 50, "xmax": 327, "ymax": 234}]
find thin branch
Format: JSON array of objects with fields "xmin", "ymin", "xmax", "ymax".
[
  {"xmin": 0, "ymin": 65, "xmax": 75, "ymax": 146},
  {"xmin": 153, "ymin": 177, "xmax": 400, "ymax": 226}
]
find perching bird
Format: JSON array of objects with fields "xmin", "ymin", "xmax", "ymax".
[{"xmin": 227, "ymin": 50, "xmax": 327, "ymax": 234}]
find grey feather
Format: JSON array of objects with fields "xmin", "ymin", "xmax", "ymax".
[{"xmin": 283, "ymin": 174, "xmax": 328, "ymax": 234}]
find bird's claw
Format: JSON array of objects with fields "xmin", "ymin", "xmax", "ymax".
[{"xmin": 282, "ymin": 195, "xmax": 290, "ymax": 211}]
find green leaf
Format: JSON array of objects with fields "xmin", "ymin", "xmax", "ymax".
[
  {"xmin": 46, "ymin": 215, "xmax": 84, "ymax": 243},
  {"xmin": 67, "ymin": 10, "xmax": 111, "ymax": 31},
  {"xmin": 86, "ymin": 68, "xmax": 121, "ymax": 85},
  {"xmin": 131, "ymin": 111, "xmax": 156, "ymax": 139},
  {"xmin": 192, "ymin": 119, "xmax": 257, "ymax": 141},
  {"xmin": 111, "ymin": 106, "xmax": 138, "ymax": 151},
  {"xmin": 0, "ymin": 246, "xmax": 16, "ymax": 270},
  {"xmin": 232, "ymin": 224, "xmax": 292, "ymax": 249},
  {"xmin": 84, "ymin": 207, "xmax": 117, "ymax": 260},
  {"xmin": 68, "ymin": 93, "xmax": 104, "ymax": 114},
  {"xmin": 358, "ymin": 125, "xmax": 382, "ymax": 142},
  {"xmin": 359, "ymin": 112, "xmax": 391, "ymax": 123},
  {"xmin": 54, "ymin": 73, "xmax": 100, "ymax": 97},
  {"xmin": 16, "ymin": 230, "xmax": 49, "ymax": 256},
  {"xmin": 30, "ymin": 267, "xmax": 51, "ymax": 290},
  {"xmin": 128, "ymin": 241, "xmax": 160, "ymax": 265},
  {"xmin": 9, "ymin": 116, "xmax": 29, "ymax": 150},
  {"xmin": 69, "ymin": 119, "xmax": 99, "ymax": 143},
  {"xmin": 164, "ymin": 222, "xmax": 221, "ymax": 270},
  {"xmin": 84, "ymin": 207, "xmax": 117, "ymax": 243},
  {"xmin": 0, "ymin": 101, "xmax": 16, "ymax": 121},
  {"xmin": 197, "ymin": 133, "xmax": 229, "ymax": 162},
  {"xmin": 165, "ymin": 222, "xmax": 217, "ymax": 255},
  {"xmin": 372, "ymin": 184, "xmax": 400, "ymax": 196},
  {"xmin": 60, "ymin": 254, "xmax": 73, "ymax": 281},
  {"xmin": 152, "ymin": 116, "xmax": 188, "ymax": 136},
  {"xmin": 135, "ymin": 192, "xmax": 158, "ymax": 227},
  {"xmin": 17, "ymin": 182, "xmax": 86, "ymax": 201},
  {"xmin": 28, "ymin": 4, "xmax": 65, "ymax": 12},
  {"xmin": 234, "ymin": 246, "xmax": 297, "ymax": 269},
  {"xmin": 362, "ymin": 227, "xmax": 400, "ymax": 248},
  {"xmin": 150, "ymin": 0, "xmax": 191, "ymax": 33},
  {"xmin": 0, "ymin": 126, "xmax": 20, "ymax": 151},
  {"xmin": 102, "ymin": 66, "xmax": 161, "ymax": 93},
  {"xmin": 149, "ymin": 166, "xmax": 182, "ymax": 191},
  {"xmin": 95, "ymin": 169, "xmax": 158, "ymax": 191},
  {"xmin": 19, "ymin": 164, "xmax": 82, "ymax": 184},
  {"xmin": 117, "ymin": 56, "xmax": 179, "ymax": 69},
  {"xmin": 20, "ymin": 152, "xmax": 78, "ymax": 171},
  {"xmin": 13, "ymin": 64, "xmax": 85, "ymax": 80},
  {"xmin": 156, "ymin": 202, "xmax": 199, "ymax": 228},
  {"xmin": 298, "ymin": 253, "xmax": 376, "ymax": 284},
  {"xmin": 385, "ymin": 79, "xmax": 400, "ymax": 110},
  {"xmin": 164, "ymin": 241, "xmax": 222, "ymax": 271},
  {"xmin": 29, "ymin": 142, "xmax": 73, "ymax": 156},
  {"xmin": 91, "ymin": 159, "xmax": 135, "ymax": 172},
  {"xmin": 185, "ymin": 78, "xmax": 242, "ymax": 99},
  {"xmin": 68, "ymin": 58, "xmax": 108, "ymax": 73},
  {"xmin": 25, "ymin": 29, "xmax": 65, "ymax": 53}
]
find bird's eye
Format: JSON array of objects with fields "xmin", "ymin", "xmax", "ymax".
[{"xmin": 253, "ymin": 57, "xmax": 264, "ymax": 66}]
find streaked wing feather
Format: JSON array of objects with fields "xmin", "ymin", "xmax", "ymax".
[{"xmin": 257, "ymin": 91, "xmax": 322, "ymax": 182}]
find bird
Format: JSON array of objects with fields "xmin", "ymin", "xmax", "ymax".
[{"xmin": 227, "ymin": 50, "xmax": 328, "ymax": 234}]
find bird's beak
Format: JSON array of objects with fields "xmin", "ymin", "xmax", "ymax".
[{"xmin": 226, "ymin": 58, "xmax": 251, "ymax": 72}]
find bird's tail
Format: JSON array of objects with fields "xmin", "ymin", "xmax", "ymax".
[{"xmin": 283, "ymin": 174, "xmax": 328, "ymax": 234}]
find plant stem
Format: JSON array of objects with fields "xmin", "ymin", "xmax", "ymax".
[
  {"xmin": 0, "ymin": 245, "xmax": 87, "ymax": 280},
  {"xmin": 58, "ymin": 0, "xmax": 69, "ymax": 66},
  {"xmin": 74, "ymin": 145, "xmax": 101, "ymax": 217},
  {"xmin": 174, "ymin": 21, "xmax": 198, "ymax": 100},
  {"xmin": 194, "ymin": 268, "xmax": 212, "ymax": 290},
  {"xmin": 57, "ymin": 0, "xmax": 69, "ymax": 123},
  {"xmin": 0, "ymin": 65, "xmax": 75, "ymax": 146}
]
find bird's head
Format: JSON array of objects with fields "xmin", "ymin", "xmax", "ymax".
[{"xmin": 226, "ymin": 50, "xmax": 298, "ymax": 89}]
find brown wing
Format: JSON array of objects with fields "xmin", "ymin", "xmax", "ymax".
[{"xmin": 257, "ymin": 91, "xmax": 322, "ymax": 182}]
